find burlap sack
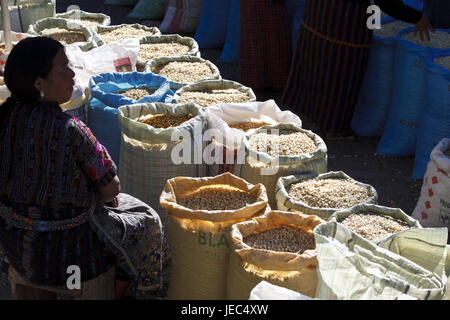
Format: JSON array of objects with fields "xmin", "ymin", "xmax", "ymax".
[
  {"xmin": 227, "ymin": 210, "xmax": 325, "ymax": 300},
  {"xmin": 159, "ymin": 172, "xmax": 269, "ymax": 300}
]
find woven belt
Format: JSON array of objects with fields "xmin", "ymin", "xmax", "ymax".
[
  {"xmin": 301, "ymin": 20, "xmax": 372, "ymax": 49},
  {"xmin": 0, "ymin": 201, "xmax": 93, "ymax": 232}
]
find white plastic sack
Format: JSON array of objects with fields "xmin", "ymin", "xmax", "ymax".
[
  {"xmin": 65, "ymin": 38, "xmax": 140, "ymax": 90},
  {"xmin": 412, "ymin": 138, "xmax": 450, "ymax": 228},
  {"xmin": 205, "ymin": 100, "xmax": 303, "ymax": 176},
  {"xmin": 249, "ymin": 281, "xmax": 317, "ymax": 300}
]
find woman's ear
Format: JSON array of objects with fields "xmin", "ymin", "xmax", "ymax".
[{"xmin": 34, "ymin": 77, "xmax": 45, "ymax": 93}]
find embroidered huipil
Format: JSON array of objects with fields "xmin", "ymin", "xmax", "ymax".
[{"xmin": 0, "ymin": 102, "xmax": 117, "ymax": 287}]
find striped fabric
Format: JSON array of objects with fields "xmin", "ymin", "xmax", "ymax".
[
  {"xmin": 238, "ymin": 0, "xmax": 291, "ymax": 89},
  {"xmin": 282, "ymin": 0, "xmax": 373, "ymax": 134},
  {"xmin": 314, "ymin": 220, "xmax": 448, "ymax": 300},
  {"xmin": 0, "ymin": 102, "xmax": 117, "ymax": 287}
]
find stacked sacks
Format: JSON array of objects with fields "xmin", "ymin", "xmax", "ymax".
[
  {"xmin": 128, "ymin": 0, "xmax": 169, "ymax": 20},
  {"xmin": 145, "ymin": 55, "xmax": 221, "ymax": 91},
  {"xmin": 87, "ymin": 72, "xmax": 174, "ymax": 165},
  {"xmin": 204, "ymin": 99, "xmax": 302, "ymax": 177},
  {"xmin": 173, "ymin": 79, "xmax": 256, "ymax": 108},
  {"xmin": 227, "ymin": 210, "xmax": 325, "ymax": 300},
  {"xmin": 313, "ymin": 219, "xmax": 448, "ymax": 300},
  {"xmin": 351, "ymin": 19, "xmax": 412, "ymax": 137},
  {"xmin": 117, "ymin": 102, "xmax": 207, "ymax": 228},
  {"xmin": 276, "ymin": 171, "xmax": 378, "ymax": 220},
  {"xmin": 377, "ymin": 27, "xmax": 450, "ymax": 156},
  {"xmin": 194, "ymin": 0, "xmax": 230, "ymax": 49},
  {"xmin": 55, "ymin": 9, "xmax": 111, "ymax": 32},
  {"xmin": 159, "ymin": 0, "xmax": 202, "ymax": 34},
  {"xmin": 159, "ymin": 172, "xmax": 269, "ymax": 300},
  {"xmin": 412, "ymin": 52, "xmax": 450, "ymax": 179},
  {"xmin": 239, "ymin": 123, "xmax": 327, "ymax": 209},
  {"xmin": 220, "ymin": 0, "xmax": 239, "ymax": 64},
  {"xmin": 136, "ymin": 34, "xmax": 200, "ymax": 72},
  {"xmin": 28, "ymin": 17, "xmax": 99, "ymax": 51}
]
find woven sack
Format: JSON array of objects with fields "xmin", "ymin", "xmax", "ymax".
[
  {"xmin": 136, "ymin": 34, "xmax": 200, "ymax": 71},
  {"xmin": 239, "ymin": 123, "xmax": 327, "ymax": 209},
  {"xmin": 276, "ymin": 171, "xmax": 378, "ymax": 220},
  {"xmin": 227, "ymin": 210, "xmax": 325, "ymax": 300},
  {"xmin": 117, "ymin": 102, "xmax": 207, "ymax": 228},
  {"xmin": 159, "ymin": 172, "xmax": 269, "ymax": 300},
  {"xmin": 145, "ymin": 55, "xmax": 221, "ymax": 91},
  {"xmin": 313, "ymin": 220, "xmax": 448, "ymax": 300}
]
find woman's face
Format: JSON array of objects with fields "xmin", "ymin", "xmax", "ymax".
[{"xmin": 37, "ymin": 48, "xmax": 75, "ymax": 105}]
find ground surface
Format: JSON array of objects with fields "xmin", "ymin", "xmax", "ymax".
[{"xmin": 0, "ymin": 0, "xmax": 426, "ymax": 299}]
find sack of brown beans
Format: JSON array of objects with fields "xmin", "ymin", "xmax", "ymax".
[
  {"xmin": 159, "ymin": 172, "xmax": 269, "ymax": 300},
  {"xmin": 276, "ymin": 171, "xmax": 378, "ymax": 220},
  {"xmin": 227, "ymin": 210, "xmax": 325, "ymax": 300},
  {"xmin": 313, "ymin": 220, "xmax": 448, "ymax": 299},
  {"xmin": 239, "ymin": 123, "xmax": 328, "ymax": 209},
  {"xmin": 28, "ymin": 17, "xmax": 99, "ymax": 51},
  {"xmin": 94, "ymin": 23, "xmax": 161, "ymax": 46},
  {"xmin": 136, "ymin": 34, "xmax": 200, "ymax": 71},
  {"xmin": 204, "ymin": 100, "xmax": 303, "ymax": 177},
  {"xmin": 55, "ymin": 9, "xmax": 111, "ymax": 32},
  {"xmin": 118, "ymin": 102, "xmax": 207, "ymax": 229},
  {"xmin": 145, "ymin": 55, "xmax": 221, "ymax": 90},
  {"xmin": 173, "ymin": 79, "xmax": 256, "ymax": 108}
]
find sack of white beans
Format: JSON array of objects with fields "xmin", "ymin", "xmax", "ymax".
[
  {"xmin": 28, "ymin": 17, "xmax": 99, "ymax": 51},
  {"xmin": 239, "ymin": 123, "xmax": 328, "ymax": 209},
  {"xmin": 159, "ymin": 172, "xmax": 269, "ymax": 300},
  {"xmin": 94, "ymin": 23, "xmax": 161, "ymax": 46},
  {"xmin": 377, "ymin": 27, "xmax": 450, "ymax": 157},
  {"xmin": 173, "ymin": 79, "xmax": 256, "ymax": 108},
  {"xmin": 412, "ymin": 138, "xmax": 450, "ymax": 229},
  {"xmin": 276, "ymin": 171, "xmax": 378, "ymax": 220},
  {"xmin": 227, "ymin": 210, "xmax": 325, "ymax": 300},
  {"xmin": 55, "ymin": 9, "xmax": 111, "ymax": 31},
  {"xmin": 136, "ymin": 34, "xmax": 200, "ymax": 71},
  {"xmin": 145, "ymin": 55, "xmax": 221, "ymax": 91},
  {"xmin": 204, "ymin": 100, "xmax": 303, "ymax": 177},
  {"xmin": 313, "ymin": 220, "xmax": 448, "ymax": 300}
]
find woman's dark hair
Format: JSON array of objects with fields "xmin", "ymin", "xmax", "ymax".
[{"xmin": 0, "ymin": 36, "xmax": 64, "ymax": 129}]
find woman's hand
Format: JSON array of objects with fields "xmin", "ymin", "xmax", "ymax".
[
  {"xmin": 414, "ymin": 14, "xmax": 434, "ymax": 41},
  {"xmin": 104, "ymin": 196, "xmax": 119, "ymax": 208},
  {"xmin": 97, "ymin": 175, "xmax": 121, "ymax": 203}
]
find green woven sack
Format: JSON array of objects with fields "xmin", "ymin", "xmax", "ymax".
[
  {"xmin": 145, "ymin": 55, "xmax": 221, "ymax": 91},
  {"xmin": 55, "ymin": 9, "xmax": 111, "ymax": 31},
  {"xmin": 173, "ymin": 79, "xmax": 256, "ymax": 108},
  {"xmin": 128, "ymin": 0, "xmax": 169, "ymax": 20},
  {"xmin": 313, "ymin": 220, "xmax": 448, "ymax": 300},
  {"xmin": 275, "ymin": 171, "xmax": 378, "ymax": 220},
  {"xmin": 27, "ymin": 17, "xmax": 98, "ymax": 51},
  {"xmin": 136, "ymin": 34, "xmax": 200, "ymax": 71},
  {"xmin": 238, "ymin": 123, "xmax": 328, "ymax": 209},
  {"xmin": 117, "ymin": 102, "xmax": 207, "ymax": 228}
]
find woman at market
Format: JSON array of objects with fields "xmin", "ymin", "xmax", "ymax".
[
  {"xmin": 281, "ymin": 0, "xmax": 425, "ymax": 139},
  {"xmin": 0, "ymin": 37, "xmax": 167, "ymax": 300}
]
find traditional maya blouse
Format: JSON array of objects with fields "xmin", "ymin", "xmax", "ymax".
[{"xmin": 0, "ymin": 101, "xmax": 117, "ymax": 287}]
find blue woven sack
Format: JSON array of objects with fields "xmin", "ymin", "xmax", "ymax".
[
  {"xmin": 194, "ymin": 0, "xmax": 230, "ymax": 49},
  {"xmin": 220, "ymin": 0, "xmax": 239, "ymax": 63},
  {"xmin": 87, "ymin": 72, "xmax": 174, "ymax": 166},
  {"xmin": 403, "ymin": 0, "xmax": 423, "ymax": 10},
  {"xmin": 377, "ymin": 27, "xmax": 449, "ymax": 156},
  {"xmin": 290, "ymin": 0, "xmax": 306, "ymax": 48},
  {"xmin": 412, "ymin": 51, "xmax": 450, "ymax": 179},
  {"xmin": 351, "ymin": 17, "xmax": 400, "ymax": 137}
]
